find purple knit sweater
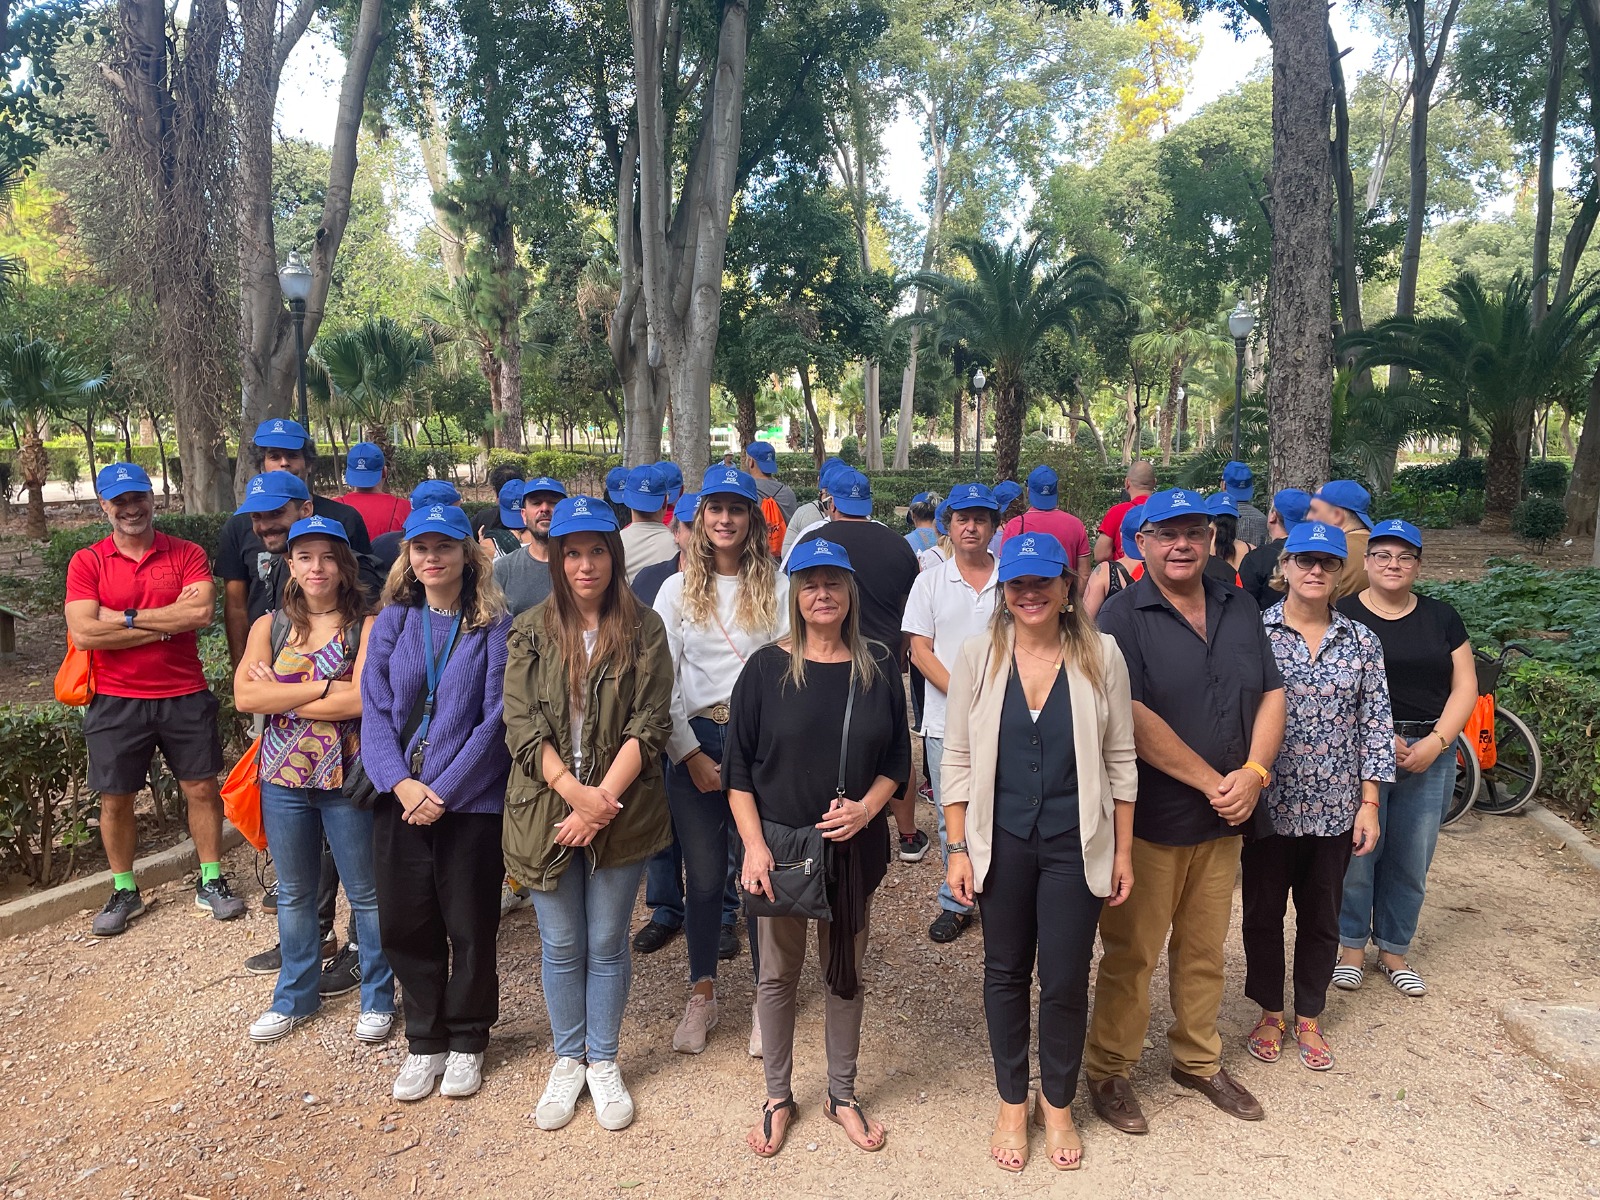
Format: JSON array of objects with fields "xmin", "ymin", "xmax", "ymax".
[{"xmin": 359, "ymin": 604, "xmax": 512, "ymax": 813}]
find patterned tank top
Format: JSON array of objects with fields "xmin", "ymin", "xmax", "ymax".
[{"xmin": 261, "ymin": 632, "xmax": 359, "ymax": 790}]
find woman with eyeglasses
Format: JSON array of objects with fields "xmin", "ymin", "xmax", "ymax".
[
  {"xmin": 1333, "ymin": 519, "xmax": 1476, "ymax": 998},
  {"xmin": 1244, "ymin": 522, "xmax": 1393, "ymax": 1072}
]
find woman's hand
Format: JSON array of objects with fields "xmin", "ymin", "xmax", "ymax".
[
  {"xmin": 685, "ymin": 751, "xmax": 722, "ymax": 794},
  {"xmin": 394, "ymin": 778, "xmax": 445, "ymax": 826},
  {"xmin": 553, "ymin": 811, "xmax": 600, "ymax": 847},
  {"xmin": 817, "ymin": 796, "xmax": 871, "ymax": 842},
  {"xmin": 1108, "ymin": 850, "xmax": 1134, "ymax": 906},
  {"xmin": 244, "ymin": 659, "xmax": 276, "ymax": 683},
  {"xmin": 1397, "ymin": 734, "xmax": 1443, "ymax": 775},
  {"xmin": 1352, "ymin": 804, "xmax": 1381, "ymax": 856},
  {"xmin": 946, "ymin": 852, "xmax": 975, "ymax": 908},
  {"xmin": 566, "ymin": 783, "xmax": 623, "ymax": 827},
  {"xmin": 740, "ymin": 838, "xmax": 775, "ymax": 901}
]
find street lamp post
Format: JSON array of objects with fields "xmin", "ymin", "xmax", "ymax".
[
  {"xmin": 972, "ymin": 367, "xmax": 987, "ymax": 473},
  {"xmin": 1227, "ymin": 300, "xmax": 1256, "ymax": 461},
  {"xmin": 278, "ymin": 251, "xmax": 314, "ymax": 431}
]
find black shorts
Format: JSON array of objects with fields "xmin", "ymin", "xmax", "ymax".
[{"xmin": 83, "ymin": 690, "xmax": 224, "ymax": 794}]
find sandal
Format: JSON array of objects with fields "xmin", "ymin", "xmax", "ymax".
[
  {"xmin": 1331, "ymin": 964, "xmax": 1364, "ymax": 991},
  {"xmin": 748, "ymin": 1097, "xmax": 796, "ymax": 1158},
  {"xmin": 1031, "ymin": 1097, "xmax": 1082, "ymax": 1171},
  {"xmin": 1246, "ymin": 1014, "xmax": 1288, "ymax": 1063},
  {"xmin": 989, "ymin": 1104, "xmax": 1030, "ymax": 1173},
  {"xmin": 826, "ymin": 1094, "xmax": 885, "ymax": 1152},
  {"xmin": 1380, "ymin": 962, "xmax": 1427, "ymax": 997},
  {"xmin": 1294, "ymin": 1017, "xmax": 1334, "ymax": 1072}
]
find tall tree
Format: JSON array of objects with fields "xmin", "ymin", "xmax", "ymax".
[{"xmin": 0, "ymin": 334, "xmax": 105, "ymax": 537}]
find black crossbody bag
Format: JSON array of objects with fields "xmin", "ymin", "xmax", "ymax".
[{"xmin": 741, "ymin": 685, "xmax": 854, "ymax": 922}]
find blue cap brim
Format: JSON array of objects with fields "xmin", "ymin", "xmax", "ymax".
[
  {"xmin": 624, "ymin": 489, "xmax": 666, "ymax": 512},
  {"xmin": 99, "ymin": 481, "xmax": 151, "ymax": 499},
  {"xmin": 1027, "ymin": 488, "xmax": 1057, "ymax": 509},
  {"xmin": 499, "ymin": 505, "xmax": 526, "ymax": 529},
  {"xmin": 998, "ymin": 558, "xmax": 1068, "ymax": 583},
  {"xmin": 550, "ymin": 516, "xmax": 616, "ymax": 537},
  {"xmin": 345, "ymin": 467, "xmax": 382, "ymax": 488},
  {"xmin": 1224, "ymin": 484, "xmax": 1253, "ymax": 502},
  {"xmin": 254, "ymin": 433, "xmax": 309, "ymax": 449},
  {"xmin": 236, "ymin": 494, "xmax": 303, "ymax": 515},
  {"xmin": 831, "ymin": 495, "xmax": 873, "ymax": 517}
]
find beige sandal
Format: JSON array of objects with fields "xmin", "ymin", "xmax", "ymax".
[{"xmin": 1032, "ymin": 1098, "xmax": 1083, "ymax": 1171}]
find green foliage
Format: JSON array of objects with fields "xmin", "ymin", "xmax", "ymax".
[
  {"xmin": 1510, "ymin": 496, "xmax": 1567, "ymax": 551},
  {"xmin": 1421, "ymin": 562, "xmax": 1600, "ymax": 675},
  {"xmin": 0, "ymin": 702, "xmax": 97, "ymax": 886},
  {"xmin": 839, "ymin": 437, "xmax": 863, "ymax": 466},
  {"xmin": 43, "ymin": 513, "xmax": 234, "ymax": 605},
  {"xmin": 1523, "ymin": 459, "xmax": 1570, "ymax": 496},
  {"xmin": 908, "ymin": 443, "xmax": 946, "ymax": 468},
  {"xmin": 1393, "ymin": 458, "xmax": 1486, "ymax": 494},
  {"xmin": 481, "ymin": 449, "xmax": 620, "ymax": 488},
  {"xmin": 1499, "ymin": 662, "xmax": 1600, "ymax": 824}
]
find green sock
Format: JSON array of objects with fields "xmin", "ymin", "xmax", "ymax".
[
  {"xmin": 199, "ymin": 861, "xmax": 221, "ymax": 883},
  {"xmin": 113, "ymin": 871, "xmax": 136, "ymax": 892}
]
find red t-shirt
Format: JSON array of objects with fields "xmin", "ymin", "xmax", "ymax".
[
  {"xmin": 1098, "ymin": 492, "xmax": 1152, "ymax": 559},
  {"xmin": 999, "ymin": 508, "xmax": 1091, "ymax": 568},
  {"xmin": 65, "ymin": 532, "xmax": 212, "ymax": 699},
  {"xmin": 336, "ymin": 490, "xmax": 409, "ymax": 538}
]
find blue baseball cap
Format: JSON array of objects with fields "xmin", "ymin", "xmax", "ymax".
[
  {"xmin": 522, "ymin": 475, "xmax": 568, "ymax": 502},
  {"xmin": 947, "ymin": 482, "xmax": 1000, "ymax": 512},
  {"xmin": 1222, "ymin": 460, "xmax": 1255, "ymax": 503},
  {"xmin": 96, "ymin": 462, "xmax": 152, "ymax": 499},
  {"xmin": 1369, "ymin": 517, "xmax": 1423, "ymax": 550},
  {"xmin": 1206, "ymin": 492, "xmax": 1239, "ymax": 518},
  {"xmin": 410, "ymin": 479, "xmax": 460, "ymax": 508},
  {"xmin": 699, "ymin": 464, "xmax": 759, "ymax": 502},
  {"xmin": 745, "ymin": 441, "xmax": 778, "ymax": 473},
  {"xmin": 403, "ymin": 502, "xmax": 474, "ymax": 541},
  {"xmin": 345, "ymin": 442, "xmax": 384, "ymax": 487},
  {"xmin": 1313, "ymin": 480, "xmax": 1374, "ymax": 530},
  {"xmin": 1026, "ymin": 465, "xmax": 1059, "ymax": 510},
  {"xmin": 993, "ymin": 481, "xmax": 1023, "ymax": 512},
  {"xmin": 1274, "ymin": 488, "xmax": 1312, "ymax": 530},
  {"xmin": 934, "ymin": 501, "xmax": 949, "ymax": 537},
  {"xmin": 829, "ymin": 468, "xmax": 873, "ymax": 517},
  {"xmin": 605, "ymin": 466, "xmax": 628, "ymax": 504},
  {"xmin": 498, "ymin": 479, "xmax": 527, "ymax": 529},
  {"xmin": 624, "ymin": 464, "xmax": 667, "ymax": 512},
  {"xmin": 236, "ymin": 471, "xmax": 311, "ymax": 514},
  {"xmin": 1120, "ymin": 504, "xmax": 1146, "ymax": 561},
  {"xmin": 655, "ymin": 461, "xmax": 685, "ymax": 503},
  {"xmin": 287, "ymin": 513, "xmax": 350, "ymax": 546},
  {"xmin": 1284, "ymin": 520, "xmax": 1348, "ymax": 558},
  {"xmin": 819, "ymin": 457, "xmax": 849, "ymax": 489},
  {"xmin": 253, "ymin": 417, "xmax": 312, "ymax": 450},
  {"xmin": 549, "ymin": 495, "xmax": 619, "ymax": 537},
  {"xmin": 787, "ymin": 537, "xmax": 855, "ymax": 575},
  {"xmin": 1141, "ymin": 487, "xmax": 1207, "ymax": 525},
  {"xmin": 673, "ymin": 491, "xmax": 700, "ymax": 526},
  {"xmin": 998, "ymin": 531, "xmax": 1069, "ymax": 583},
  {"xmin": 910, "ymin": 491, "xmax": 932, "ymax": 506}
]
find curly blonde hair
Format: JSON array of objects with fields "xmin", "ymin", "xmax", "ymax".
[{"xmin": 680, "ymin": 497, "xmax": 779, "ymax": 634}]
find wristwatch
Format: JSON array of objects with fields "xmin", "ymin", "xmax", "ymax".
[
  {"xmin": 1432, "ymin": 731, "xmax": 1450, "ymax": 751},
  {"xmin": 946, "ymin": 841, "xmax": 969, "ymax": 855},
  {"xmin": 123, "ymin": 608, "xmax": 138, "ymax": 629}
]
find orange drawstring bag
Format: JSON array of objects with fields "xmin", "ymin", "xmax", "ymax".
[
  {"xmin": 221, "ymin": 738, "xmax": 268, "ymax": 851},
  {"xmin": 1465, "ymin": 693, "xmax": 1498, "ymax": 770},
  {"xmin": 53, "ymin": 635, "xmax": 94, "ymax": 706}
]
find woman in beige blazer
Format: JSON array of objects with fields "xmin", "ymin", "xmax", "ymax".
[{"xmin": 944, "ymin": 532, "xmax": 1137, "ymax": 1174}]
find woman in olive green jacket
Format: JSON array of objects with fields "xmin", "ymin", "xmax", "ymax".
[{"xmin": 502, "ymin": 496, "xmax": 674, "ymax": 1134}]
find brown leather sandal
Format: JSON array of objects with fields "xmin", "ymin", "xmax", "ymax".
[
  {"xmin": 1032, "ymin": 1100, "xmax": 1083, "ymax": 1171},
  {"xmin": 990, "ymin": 1105, "xmax": 1030, "ymax": 1173}
]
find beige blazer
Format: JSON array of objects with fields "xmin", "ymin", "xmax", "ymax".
[{"xmin": 940, "ymin": 626, "xmax": 1137, "ymax": 897}]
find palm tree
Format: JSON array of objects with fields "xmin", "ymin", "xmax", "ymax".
[
  {"xmin": 0, "ymin": 162, "xmax": 25, "ymax": 307},
  {"xmin": 1343, "ymin": 272, "xmax": 1600, "ymax": 530},
  {"xmin": 0, "ymin": 336, "xmax": 107, "ymax": 538},
  {"xmin": 1129, "ymin": 307, "xmax": 1235, "ymax": 465},
  {"xmin": 308, "ymin": 317, "xmax": 435, "ymax": 457},
  {"xmin": 910, "ymin": 234, "xmax": 1125, "ymax": 482}
]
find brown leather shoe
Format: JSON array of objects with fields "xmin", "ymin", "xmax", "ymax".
[
  {"xmin": 1087, "ymin": 1076, "xmax": 1148, "ymax": 1134},
  {"xmin": 1170, "ymin": 1065, "xmax": 1265, "ymax": 1121}
]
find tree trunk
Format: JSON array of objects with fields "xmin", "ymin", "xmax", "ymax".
[
  {"xmin": 734, "ymin": 386, "xmax": 757, "ymax": 451},
  {"xmin": 1122, "ymin": 378, "xmax": 1139, "ymax": 464},
  {"xmin": 863, "ymin": 361, "xmax": 882, "ymax": 471},
  {"xmin": 993, "ymin": 377, "xmax": 1024, "ymax": 483},
  {"xmin": 827, "ymin": 84, "xmax": 886, "ymax": 473},
  {"xmin": 1482, "ymin": 420, "xmax": 1525, "ymax": 531},
  {"xmin": 19, "ymin": 428, "xmax": 47, "ymax": 539},
  {"xmin": 894, "ymin": 99, "xmax": 949, "ymax": 471},
  {"xmin": 798, "ymin": 362, "xmax": 826, "ymax": 468},
  {"xmin": 894, "ymin": 327, "xmax": 923, "ymax": 468},
  {"xmin": 1158, "ymin": 355, "xmax": 1182, "ymax": 464},
  {"xmin": 1565, "ymin": 365, "xmax": 1600, "ymax": 536},
  {"xmin": 1534, "ymin": 1, "xmax": 1576, "ymax": 320},
  {"xmin": 1267, "ymin": 0, "xmax": 1334, "ymax": 491},
  {"xmin": 952, "ymin": 381, "xmax": 963, "ymax": 465}
]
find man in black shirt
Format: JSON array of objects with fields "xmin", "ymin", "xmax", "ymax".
[
  {"xmin": 1087, "ymin": 487, "xmax": 1286, "ymax": 1134},
  {"xmin": 1238, "ymin": 487, "xmax": 1311, "ymax": 610}
]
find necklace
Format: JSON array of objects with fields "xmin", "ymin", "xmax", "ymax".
[
  {"xmin": 428, "ymin": 604, "xmax": 460, "ymax": 617},
  {"xmin": 1363, "ymin": 590, "xmax": 1414, "ymax": 619},
  {"xmin": 306, "ymin": 608, "xmax": 337, "ymax": 616},
  {"xmin": 1015, "ymin": 642, "xmax": 1063, "ymax": 669}
]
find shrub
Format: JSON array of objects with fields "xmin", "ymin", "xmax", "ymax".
[
  {"xmin": 907, "ymin": 443, "xmax": 945, "ymax": 468},
  {"xmin": 1511, "ymin": 496, "xmax": 1567, "ymax": 551},
  {"xmin": 1393, "ymin": 457, "xmax": 1485, "ymax": 494},
  {"xmin": 1523, "ymin": 459, "xmax": 1570, "ymax": 497},
  {"xmin": 838, "ymin": 436, "xmax": 863, "ymax": 466},
  {"xmin": 58, "ymin": 453, "xmax": 82, "ymax": 495},
  {"xmin": 0, "ymin": 702, "xmax": 98, "ymax": 886},
  {"xmin": 1499, "ymin": 661, "xmax": 1600, "ymax": 824},
  {"xmin": 43, "ymin": 512, "xmax": 236, "ymax": 604}
]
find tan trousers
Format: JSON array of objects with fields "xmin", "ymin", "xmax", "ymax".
[
  {"xmin": 1084, "ymin": 834, "xmax": 1241, "ymax": 1080},
  {"xmin": 755, "ymin": 907, "xmax": 871, "ymax": 1101}
]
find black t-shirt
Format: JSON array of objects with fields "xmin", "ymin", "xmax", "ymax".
[
  {"xmin": 1337, "ymin": 593, "xmax": 1469, "ymax": 722},
  {"xmin": 723, "ymin": 642, "xmax": 911, "ymax": 895},
  {"xmin": 631, "ymin": 556, "xmax": 681, "ymax": 608},
  {"xmin": 216, "ymin": 494, "xmax": 373, "ymax": 623},
  {"xmin": 1239, "ymin": 536, "xmax": 1284, "ymax": 610},
  {"xmin": 1203, "ymin": 556, "xmax": 1240, "ymax": 587},
  {"xmin": 371, "ymin": 529, "xmax": 403, "ymax": 579},
  {"xmin": 814, "ymin": 519, "xmax": 920, "ymax": 653}
]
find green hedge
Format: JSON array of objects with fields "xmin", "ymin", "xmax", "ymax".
[
  {"xmin": 1500, "ymin": 662, "xmax": 1600, "ymax": 824},
  {"xmin": 0, "ymin": 702, "xmax": 97, "ymax": 886},
  {"xmin": 485, "ymin": 449, "xmax": 620, "ymax": 487}
]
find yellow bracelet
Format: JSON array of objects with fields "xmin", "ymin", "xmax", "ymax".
[{"xmin": 1243, "ymin": 761, "xmax": 1272, "ymax": 785}]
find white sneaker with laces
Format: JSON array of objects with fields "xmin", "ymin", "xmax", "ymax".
[
  {"xmin": 440, "ymin": 1050, "xmax": 484, "ymax": 1098},
  {"xmin": 535, "ymin": 1056, "xmax": 588, "ymax": 1130},
  {"xmin": 500, "ymin": 879, "xmax": 533, "ymax": 917},
  {"xmin": 354, "ymin": 1011, "xmax": 394, "ymax": 1043},
  {"xmin": 585, "ymin": 1060, "xmax": 635, "ymax": 1131},
  {"xmin": 248, "ymin": 1010, "xmax": 306, "ymax": 1043},
  {"xmin": 392, "ymin": 1052, "xmax": 448, "ymax": 1101}
]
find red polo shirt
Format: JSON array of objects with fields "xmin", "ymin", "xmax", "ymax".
[
  {"xmin": 1098, "ymin": 491, "xmax": 1152, "ymax": 559},
  {"xmin": 65, "ymin": 532, "xmax": 212, "ymax": 699},
  {"xmin": 336, "ymin": 490, "xmax": 409, "ymax": 538}
]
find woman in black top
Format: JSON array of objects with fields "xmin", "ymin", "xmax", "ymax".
[
  {"xmin": 725, "ymin": 538, "xmax": 910, "ymax": 1159},
  {"xmin": 1334, "ymin": 519, "xmax": 1476, "ymax": 998}
]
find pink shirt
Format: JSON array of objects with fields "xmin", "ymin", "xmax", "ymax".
[{"xmin": 999, "ymin": 508, "xmax": 1091, "ymax": 569}]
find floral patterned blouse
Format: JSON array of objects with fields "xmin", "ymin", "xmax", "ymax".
[{"xmin": 1261, "ymin": 601, "xmax": 1396, "ymax": 837}]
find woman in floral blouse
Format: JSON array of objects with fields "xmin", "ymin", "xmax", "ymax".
[{"xmin": 1243, "ymin": 520, "xmax": 1394, "ymax": 1071}]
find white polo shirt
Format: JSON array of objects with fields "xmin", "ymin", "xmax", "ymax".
[{"xmin": 901, "ymin": 552, "xmax": 1000, "ymax": 739}]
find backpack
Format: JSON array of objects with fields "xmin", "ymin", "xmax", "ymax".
[{"xmin": 760, "ymin": 494, "xmax": 787, "ymax": 558}]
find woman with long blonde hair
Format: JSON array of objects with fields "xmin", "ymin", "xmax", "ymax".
[
  {"xmin": 942, "ymin": 532, "xmax": 1138, "ymax": 1173},
  {"xmin": 653, "ymin": 465, "xmax": 789, "ymax": 1056}
]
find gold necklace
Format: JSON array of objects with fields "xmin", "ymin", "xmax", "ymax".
[
  {"xmin": 1015, "ymin": 643, "xmax": 1063, "ymax": 669},
  {"xmin": 1363, "ymin": 590, "xmax": 1414, "ymax": 619}
]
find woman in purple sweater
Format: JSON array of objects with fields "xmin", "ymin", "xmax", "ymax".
[{"xmin": 361, "ymin": 503, "xmax": 512, "ymax": 1103}]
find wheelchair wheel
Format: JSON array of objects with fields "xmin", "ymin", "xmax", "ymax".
[
  {"xmin": 1441, "ymin": 735, "xmax": 1481, "ymax": 828},
  {"xmin": 1474, "ymin": 707, "xmax": 1542, "ymax": 815}
]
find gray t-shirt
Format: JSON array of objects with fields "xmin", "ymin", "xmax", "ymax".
[{"xmin": 493, "ymin": 549, "xmax": 553, "ymax": 616}]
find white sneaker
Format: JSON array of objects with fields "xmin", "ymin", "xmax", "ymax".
[
  {"xmin": 585, "ymin": 1060, "xmax": 635, "ymax": 1131},
  {"xmin": 248, "ymin": 1010, "xmax": 307, "ymax": 1043},
  {"xmin": 672, "ymin": 991, "xmax": 719, "ymax": 1054},
  {"xmin": 535, "ymin": 1056, "xmax": 588, "ymax": 1130},
  {"xmin": 500, "ymin": 879, "xmax": 533, "ymax": 917},
  {"xmin": 748, "ymin": 1003, "xmax": 763, "ymax": 1059},
  {"xmin": 393, "ymin": 1052, "xmax": 447, "ymax": 1101},
  {"xmin": 354, "ymin": 1011, "xmax": 394, "ymax": 1043},
  {"xmin": 440, "ymin": 1050, "xmax": 484, "ymax": 1098}
]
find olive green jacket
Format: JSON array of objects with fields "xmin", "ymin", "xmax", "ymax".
[{"xmin": 502, "ymin": 600, "xmax": 675, "ymax": 891}]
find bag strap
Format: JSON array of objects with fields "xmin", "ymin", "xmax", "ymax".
[{"xmin": 835, "ymin": 683, "xmax": 855, "ymax": 798}]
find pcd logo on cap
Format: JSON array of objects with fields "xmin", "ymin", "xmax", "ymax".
[
  {"xmin": 573, "ymin": 497, "xmax": 591, "ymax": 515},
  {"xmin": 966, "ymin": 486, "xmax": 979, "ymax": 498},
  {"xmin": 249, "ymin": 479, "xmax": 265, "ymax": 494},
  {"xmin": 1309, "ymin": 524, "xmax": 1329, "ymax": 541},
  {"xmin": 1169, "ymin": 491, "xmax": 1191, "ymax": 507},
  {"xmin": 116, "ymin": 468, "xmax": 130, "ymax": 481},
  {"xmin": 308, "ymin": 516, "xmax": 328, "ymax": 529},
  {"xmin": 811, "ymin": 539, "xmax": 832, "ymax": 555},
  {"xmin": 271, "ymin": 420, "xmax": 286, "ymax": 433},
  {"xmin": 356, "ymin": 457, "xmax": 371, "ymax": 470},
  {"xmin": 723, "ymin": 470, "xmax": 738, "ymax": 483},
  {"xmin": 428, "ymin": 505, "xmax": 446, "ymax": 520},
  {"xmin": 1019, "ymin": 537, "xmax": 1038, "ymax": 555},
  {"xmin": 1385, "ymin": 520, "xmax": 1403, "ymax": 531}
]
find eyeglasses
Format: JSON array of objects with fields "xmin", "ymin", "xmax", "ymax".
[
  {"xmin": 1287, "ymin": 553, "xmax": 1342, "ymax": 573},
  {"xmin": 1367, "ymin": 550, "xmax": 1419, "ymax": 566},
  {"xmin": 1144, "ymin": 526, "xmax": 1210, "ymax": 545}
]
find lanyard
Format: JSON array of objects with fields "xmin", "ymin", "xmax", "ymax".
[{"xmin": 412, "ymin": 608, "xmax": 463, "ymax": 762}]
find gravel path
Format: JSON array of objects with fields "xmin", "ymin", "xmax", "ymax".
[{"xmin": 2, "ymin": 803, "xmax": 1598, "ymax": 1200}]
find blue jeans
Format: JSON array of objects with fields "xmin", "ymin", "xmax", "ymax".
[
  {"xmin": 644, "ymin": 753, "xmax": 740, "ymax": 931},
  {"xmin": 666, "ymin": 716, "xmax": 734, "ymax": 983},
  {"xmin": 260, "ymin": 782, "xmax": 394, "ymax": 1017},
  {"xmin": 926, "ymin": 736, "xmax": 972, "ymax": 915},
  {"xmin": 528, "ymin": 858, "xmax": 647, "ymax": 1062},
  {"xmin": 1339, "ymin": 738, "xmax": 1457, "ymax": 956}
]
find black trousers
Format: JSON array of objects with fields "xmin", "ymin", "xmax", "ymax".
[
  {"xmin": 1241, "ymin": 831, "xmax": 1354, "ymax": 1018},
  {"xmin": 976, "ymin": 824, "xmax": 1103, "ymax": 1107},
  {"xmin": 315, "ymin": 843, "xmax": 356, "ymax": 944},
  {"xmin": 373, "ymin": 798, "xmax": 504, "ymax": 1054}
]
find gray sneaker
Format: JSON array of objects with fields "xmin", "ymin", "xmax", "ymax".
[
  {"xmin": 91, "ymin": 888, "xmax": 145, "ymax": 937},
  {"xmin": 393, "ymin": 1052, "xmax": 447, "ymax": 1101},
  {"xmin": 196, "ymin": 876, "xmax": 246, "ymax": 920},
  {"xmin": 440, "ymin": 1051, "xmax": 484, "ymax": 1098},
  {"xmin": 672, "ymin": 991, "xmax": 719, "ymax": 1054}
]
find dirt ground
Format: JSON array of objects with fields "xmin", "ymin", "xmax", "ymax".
[{"xmin": 2, "ymin": 800, "xmax": 1598, "ymax": 1200}]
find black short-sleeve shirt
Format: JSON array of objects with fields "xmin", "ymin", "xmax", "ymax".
[
  {"xmin": 1337, "ymin": 592, "xmax": 1469, "ymax": 722},
  {"xmin": 216, "ymin": 494, "xmax": 372, "ymax": 623},
  {"xmin": 814, "ymin": 519, "xmax": 920, "ymax": 653},
  {"xmin": 1238, "ymin": 537, "xmax": 1285, "ymax": 610},
  {"xmin": 1097, "ymin": 573, "xmax": 1284, "ymax": 846}
]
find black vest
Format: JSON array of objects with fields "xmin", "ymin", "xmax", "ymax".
[{"xmin": 993, "ymin": 662, "xmax": 1079, "ymax": 841}]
